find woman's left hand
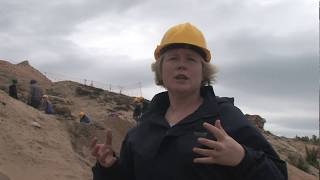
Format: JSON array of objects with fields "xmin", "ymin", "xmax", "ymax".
[{"xmin": 193, "ymin": 120, "xmax": 245, "ymax": 167}]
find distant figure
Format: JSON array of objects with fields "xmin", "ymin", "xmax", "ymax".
[
  {"xmin": 133, "ymin": 97, "xmax": 142, "ymax": 121},
  {"xmin": 9, "ymin": 79, "xmax": 18, "ymax": 99},
  {"xmin": 28, "ymin": 79, "xmax": 43, "ymax": 109},
  {"xmin": 132, "ymin": 97, "xmax": 149, "ymax": 123},
  {"xmin": 79, "ymin": 112, "xmax": 91, "ymax": 124},
  {"xmin": 42, "ymin": 95, "xmax": 54, "ymax": 114}
]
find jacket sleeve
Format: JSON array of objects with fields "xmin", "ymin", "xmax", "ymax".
[
  {"xmin": 219, "ymin": 103, "xmax": 288, "ymax": 180},
  {"xmin": 92, "ymin": 133, "xmax": 135, "ymax": 180}
]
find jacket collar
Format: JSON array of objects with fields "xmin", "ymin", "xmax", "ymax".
[{"xmin": 145, "ymin": 86, "xmax": 220, "ymax": 127}]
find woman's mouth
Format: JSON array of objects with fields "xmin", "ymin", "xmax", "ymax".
[{"xmin": 174, "ymin": 74, "xmax": 188, "ymax": 80}]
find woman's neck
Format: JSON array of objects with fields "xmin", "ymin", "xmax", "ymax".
[
  {"xmin": 169, "ymin": 92, "xmax": 202, "ymax": 110},
  {"xmin": 165, "ymin": 89, "xmax": 203, "ymax": 126}
]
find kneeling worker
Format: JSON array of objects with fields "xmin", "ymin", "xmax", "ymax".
[{"xmin": 79, "ymin": 112, "xmax": 91, "ymax": 124}]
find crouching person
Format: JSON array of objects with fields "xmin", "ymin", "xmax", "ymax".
[
  {"xmin": 79, "ymin": 112, "xmax": 91, "ymax": 124},
  {"xmin": 42, "ymin": 95, "xmax": 54, "ymax": 114}
]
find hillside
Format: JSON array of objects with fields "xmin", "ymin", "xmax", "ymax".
[
  {"xmin": 0, "ymin": 60, "xmax": 318, "ymax": 180},
  {"xmin": 0, "ymin": 89, "xmax": 91, "ymax": 180},
  {"xmin": 0, "ymin": 60, "xmax": 52, "ymax": 103},
  {"xmin": 0, "ymin": 81, "xmax": 136, "ymax": 180}
]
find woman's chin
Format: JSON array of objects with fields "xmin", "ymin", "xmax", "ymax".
[{"xmin": 168, "ymin": 85, "xmax": 194, "ymax": 94}]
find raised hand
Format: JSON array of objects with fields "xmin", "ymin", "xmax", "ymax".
[
  {"xmin": 91, "ymin": 129, "xmax": 117, "ymax": 168},
  {"xmin": 193, "ymin": 120, "xmax": 245, "ymax": 167}
]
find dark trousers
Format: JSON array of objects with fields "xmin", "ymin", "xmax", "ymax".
[{"xmin": 30, "ymin": 99, "xmax": 41, "ymax": 109}]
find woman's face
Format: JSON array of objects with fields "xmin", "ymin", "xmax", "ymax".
[{"xmin": 161, "ymin": 48, "xmax": 203, "ymax": 94}]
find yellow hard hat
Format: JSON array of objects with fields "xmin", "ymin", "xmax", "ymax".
[
  {"xmin": 79, "ymin": 112, "xmax": 85, "ymax": 117},
  {"xmin": 134, "ymin": 97, "xmax": 144, "ymax": 103},
  {"xmin": 154, "ymin": 22, "xmax": 211, "ymax": 62},
  {"xmin": 138, "ymin": 96, "xmax": 144, "ymax": 102},
  {"xmin": 133, "ymin": 97, "xmax": 139, "ymax": 102}
]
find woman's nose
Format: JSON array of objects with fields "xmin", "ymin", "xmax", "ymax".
[
  {"xmin": 176, "ymin": 59, "xmax": 187, "ymax": 70},
  {"xmin": 177, "ymin": 65, "xmax": 186, "ymax": 70},
  {"xmin": 177, "ymin": 62, "xmax": 186, "ymax": 70}
]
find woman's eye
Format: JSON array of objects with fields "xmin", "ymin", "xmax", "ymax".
[
  {"xmin": 187, "ymin": 58, "xmax": 196, "ymax": 62},
  {"xmin": 168, "ymin": 57, "xmax": 177, "ymax": 61}
]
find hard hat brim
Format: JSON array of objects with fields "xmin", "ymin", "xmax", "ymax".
[{"xmin": 154, "ymin": 43, "xmax": 211, "ymax": 62}]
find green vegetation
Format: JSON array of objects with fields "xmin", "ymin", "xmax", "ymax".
[
  {"xmin": 295, "ymin": 135, "xmax": 320, "ymax": 145},
  {"xmin": 305, "ymin": 146, "xmax": 319, "ymax": 168},
  {"xmin": 287, "ymin": 145, "xmax": 320, "ymax": 173},
  {"xmin": 288, "ymin": 153, "xmax": 310, "ymax": 172}
]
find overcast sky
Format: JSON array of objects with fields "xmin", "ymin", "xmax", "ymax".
[{"xmin": 0, "ymin": 0, "xmax": 318, "ymax": 138}]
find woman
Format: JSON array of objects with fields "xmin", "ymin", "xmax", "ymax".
[
  {"xmin": 42, "ymin": 95, "xmax": 54, "ymax": 114},
  {"xmin": 91, "ymin": 23, "xmax": 287, "ymax": 180}
]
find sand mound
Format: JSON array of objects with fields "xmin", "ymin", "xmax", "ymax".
[{"xmin": 0, "ymin": 90, "xmax": 91, "ymax": 180}]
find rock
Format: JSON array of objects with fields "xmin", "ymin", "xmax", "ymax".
[
  {"xmin": 31, "ymin": 121, "xmax": 41, "ymax": 128},
  {"xmin": 53, "ymin": 105, "xmax": 72, "ymax": 117},
  {"xmin": 245, "ymin": 114, "xmax": 266, "ymax": 130},
  {"xmin": 17, "ymin": 60, "xmax": 30, "ymax": 66}
]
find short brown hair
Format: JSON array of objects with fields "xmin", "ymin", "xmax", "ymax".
[{"xmin": 151, "ymin": 55, "xmax": 218, "ymax": 87}]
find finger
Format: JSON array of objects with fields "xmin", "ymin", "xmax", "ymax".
[
  {"xmin": 105, "ymin": 147, "xmax": 113, "ymax": 155},
  {"xmin": 193, "ymin": 147, "xmax": 218, "ymax": 157},
  {"xmin": 99, "ymin": 148, "xmax": 109, "ymax": 164},
  {"xmin": 91, "ymin": 145, "xmax": 100, "ymax": 157},
  {"xmin": 90, "ymin": 137, "xmax": 98, "ymax": 149},
  {"xmin": 215, "ymin": 120, "xmax": 227, "ymax": 135},
  {"xmin": 193, "ymin": 157, "xmax": 215, "ymax": 164},
  {"xmin": 203, "ymin": 122, "xmax": 225, "ymax": 141},
  {"xmin": 97, "ymin": 144, "xmax": 106, "ymax": 156},
  {"xmin": 106, "ymin": 156, "xmax": 117, "ymax": 166},
  {"xmin": 101, "ymin": 148, "xmax": 115, "ymax": 165},
  {"xmin": 103, "ymin": 144, "xmax": 114, "ymax": 157},
  {"xmin": 197, "ymin": 137, "xmax": 223, "ymax": 151},
  {"xmin": 111, "ymin": 157, "xmax": 117, "ymax": 164},
  {"xmin": 105, "ymin": 129, "xmax": 113, "ymax": 146}
]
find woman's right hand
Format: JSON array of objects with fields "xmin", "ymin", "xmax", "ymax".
[{"xmin": 91, "ymin": 129, "xmax": 117, "ymax": 168}]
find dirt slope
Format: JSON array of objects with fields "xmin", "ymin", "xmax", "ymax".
[{"xmin": 0, "ymin": 90, "xmax": 90, "ymax": 180}]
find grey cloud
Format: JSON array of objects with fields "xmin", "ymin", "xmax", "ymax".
[
  {"xmin": 265, "ymin": 116, "xmax": 318, "ymax": 138},
  {"xmin": 273, "ymin": 117, "xmax": 318, "ymax": 131},
  {"xmin": 92, "ymin": 57, "xmax": 155, "ymax": 86},
  {"xmin": 0, "ymin": 0, "xmax": 148, "ymax": 63},
  {"xmin": 211, "ymin": 24, "xmax": 318, "ymax": 103},
  {"xmin": 217, "ymin": 54, "xmax": 318, "ymax": 100},
  {"xmin": 213, "ymin": 29, "xmax": 317, "ymax": 62},
  {"xmin": 0, "ymin": 0, "xmax": 146, "ymax": 34},
  {"xmin": 37, "ymin": 54, "xmax": 155, "ymax": 88}
]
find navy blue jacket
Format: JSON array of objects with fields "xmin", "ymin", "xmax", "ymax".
[
  {"xmin": 9, "ymin": 84, "xmax": 18, "ymax": 99},
  {"xmin": 80, "ymin": 115, "xmax": 91, "ymax": 124},
  {"xmin": 92, "ymin": 86, "xmax": 287, "ymax": 180}
]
